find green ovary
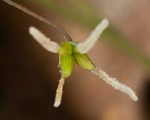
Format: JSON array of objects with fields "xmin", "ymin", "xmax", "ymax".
[
  {"xmin": 59, "ymin": 55, "xmax": 75, "ymax": 78},
  {"xmin": 59, "ymin": 42, "xmax": 75, "ymax": 78},
  {"xmin": 74, "ymin": 53, "xmax": 95, "ymax": 70},
  {"xmin": 58, "ymin": 42, "xmax": 73, "ymax": 56},
  {"xmin": 59, "ymin": 41, "xmax": 95, "ymax": 78}
]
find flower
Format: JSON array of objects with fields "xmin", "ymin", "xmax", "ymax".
[
  {"xmin": 29, "ymin": 19, "xmax": 138, "ymax": 108},
  {"xmin": 3, "ymin": 0, "xmax": 138, "ymax": 108}
]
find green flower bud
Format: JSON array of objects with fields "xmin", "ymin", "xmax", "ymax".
[
  {"xmin": 74, "ymin": 52, "xmax": 95, "ymax": 70},
  {"xmin": 59, "ymin": 42, "xmax": 73, "ymax": 56},
  {"xmin": 59, "ymin": 42, "xmax": 75, "ymax": 78},
  {"xmin": 59, "ymin": 55, "xmax": 75, "ymax": 78}
]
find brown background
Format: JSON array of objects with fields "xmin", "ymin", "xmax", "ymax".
[{"xmin": 0, "ymin": 0, "xmax": 150, "ymax": 120}]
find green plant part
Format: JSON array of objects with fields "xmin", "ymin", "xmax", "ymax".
[
  {"xmin": 55, "ymin": 41, "xmax": 97, "ymax": 107},
  {"xmin": 73, "ymin": 52, "xmax": 95, "ymax": 71},
  {"xmin": 59, "ymin": 42, "xmax": 73, "ymax": 56},
  {"xmin": 29, "ymin": 20, "xmax": 138, "ymax": 108},
  {"xmin": 59, "ymin": 41, "xmax": 95, "ymax": 79},
  {"xmin": 2, "ymin": 0, "xmax": 138, "ymax": 108},
  {"xmin": 59, "ymin": 42, "xmax": 75, "ymax": 78}
]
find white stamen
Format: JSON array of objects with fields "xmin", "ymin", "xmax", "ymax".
[
  {"xmin": 92, "ymin": 68, "xmax": 138, "ymax": 101},
  {"xmin": 29, "ymin": 27, "xmax": 60, "ymax": 53},
  {"xmin": 54, "ymin": 77, "xmax": 65, "ymax": 108},
  {"xmin": 77, "ymin": 18, "xmax": 109, "ymax": 53}
]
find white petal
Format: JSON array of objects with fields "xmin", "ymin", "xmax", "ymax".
[
  {"xmin": 29, "ymin": 27, "xmax": 60, "ymax": 53},
  {"xmin": 77, "ymin": 18, "xmax": 109, "ymax": 53},
  {"xmin": 92, "ymin": 68, "xmax": 138, "ymax": 101},
  {"xmin": 54, "ymin": 77, "xmax": 65, "ymax": 108}
]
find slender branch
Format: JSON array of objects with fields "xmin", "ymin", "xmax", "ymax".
[{"xmin": 2, "ymin": 0, "xmax": 73, "ymax": 42}]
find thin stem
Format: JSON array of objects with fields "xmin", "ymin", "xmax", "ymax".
[{"xmin": 2, "ymin": 0, "xmax": 72, "ymax": 42}]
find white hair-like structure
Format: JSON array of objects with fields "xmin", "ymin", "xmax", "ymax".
[
  {"xmin": 54, "ymin": 77, "xmax": 65, "ymax": 108},
  {"xmin": 29, "ymin": 27, "xmax": 60, "ymax": 53},
  {"xmin": 92, "ymin": 68, "xmax": 138, "ymax": 101},
  {"xmin": 77, "ymin": 19, "xmax": 109, "ymax": 53}
]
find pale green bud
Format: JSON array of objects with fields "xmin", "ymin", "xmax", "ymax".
[
  {"xmin": 59, "ymin": 55, "xmax": 75, "ymax": 78},
  {"xmin": 74, "ymin": 52, "xmax": 95, "ymax": 71},
  {"xmin": 58, "ymin": 41, "xmax": 95, "ymax": 78},
  {"xmin": 59, "ymin": 42, "xmax": 75, "ymax": 78},
  {"xmin": 59, "ymin": 42, "xmax": 73, "ymax": 56}
]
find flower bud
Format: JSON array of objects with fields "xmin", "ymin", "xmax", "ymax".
[
  {"xmin": 74, "ymin": 53, "xmax": 95, "ymax": 70},
  {"xmin": 59, "ymin": 55, "xmax": 75, "ymax": 78},
  {"xmin": 59, "ymin": 42, "xmax": 73, "ymax": 56},
  {"xmin": 59, "ymin": 42, "xmax": 75, "ymax": 78}
]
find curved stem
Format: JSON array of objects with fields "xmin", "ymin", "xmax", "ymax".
[{"xmin": 2, "ymin": 0, "xmax": 73, "ymax": 42}]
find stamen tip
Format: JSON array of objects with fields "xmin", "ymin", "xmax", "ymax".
[
  {"xmin": 29, "ymin": 26, "xmax": 36, "ymax": 35},
  {"xmin": 132, "ymin": 95, "xmax": 138, "ymax": 102},
  {"xmin": 101, "ymin": 18, "xmax": 109, "ymax": 28},
  {"xmin": 53, "ymin": 101, "xmax": 61, "ymax": 108}
]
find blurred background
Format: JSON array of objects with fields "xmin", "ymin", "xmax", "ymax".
[{"xmin": 1, "ymin": 0, "xmax": 150, "ymax": 120}]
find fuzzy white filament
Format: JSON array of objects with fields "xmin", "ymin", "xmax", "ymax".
[
  {"xmin": 29, "ymin": 27, "xmax": 60, "ymax": 53},
  {"xmin": 77, "ymin": 18, "xmax": 109, "ymax": 53},
  {"xmin": 54, "ymin": 77, "xmax": 65, "ymax": 108},
  {"xmin": 92, "ymin": 68, "xmax": 138, "ymax": 101}
]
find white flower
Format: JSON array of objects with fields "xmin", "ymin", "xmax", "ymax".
[
  {"xmin": 28, "ymin": 20, "xmax": 138, "ymax": 107},
  {"xmin": 3, "ymin": 0, "xmax": 138, "ymax": 108}
]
